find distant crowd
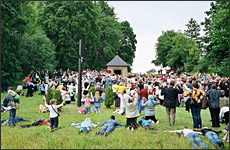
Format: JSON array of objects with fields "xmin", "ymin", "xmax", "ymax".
[{"xmin": 1, "ymin": 68, "xmax": 229, "ymax": 149}]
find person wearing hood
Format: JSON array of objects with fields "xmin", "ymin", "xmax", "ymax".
[
  {"xmin": 142, "ymin": 94, "xmax": 160, "ymax": 124},
  {"xmin": 70, "ymin": 118, "xmax": 98, "ymax": 135},
  {"xmin": 122, "ymin": 89, "xmax": 139, "ymax": 131}
]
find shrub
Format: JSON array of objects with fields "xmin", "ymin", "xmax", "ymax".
[
  {"xmin": 104, "ymin": 86, "xmax": 114, "ymax": 108},
  {"xmin": 53, "ymin": 90, "xmax": 62, "ymax": 105},
  {"xmin": 88, "ymin": 87, "xmax": 96, "ymax": 96},
  {"xmin": 46, "ymin": 87, "xmax": 53, "ymax": 104}
]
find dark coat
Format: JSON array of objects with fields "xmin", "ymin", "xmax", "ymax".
[
  {"xmin": 161, "ymin": 86, "xmax": 183, "ymax": 108},
  {"xmin": 206, "ymin": 89, "xmax": 224, "ymax": 108}
]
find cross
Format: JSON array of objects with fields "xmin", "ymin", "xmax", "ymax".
[{"xmin": 68, "ymin": 39, "xmax": 83, "ymax": 107}]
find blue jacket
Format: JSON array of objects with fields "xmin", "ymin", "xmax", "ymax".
[
  {"xmin": 138, "ymin": 119, "xmax": 152, "ymax": 126},
  {"xmin": 93, "ymin": 96, "xmax": 105, "ymax": 105}
]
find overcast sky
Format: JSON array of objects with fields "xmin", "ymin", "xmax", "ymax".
[{"xmin": 107, "ymin": 1, "xmax": 211, "ymax": 73}]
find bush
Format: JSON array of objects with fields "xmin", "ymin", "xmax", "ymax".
[
  {"xmin": 46, "ymin": 87, "xmax": 53, "ymax": 104},
  {"xmin": 88, "ymin": 87, "xmax": 96, "ymax": 96},
  {"xmin": 53, "ymin": 90, "xmax": 62, "ymax": 105},
  {"xmin": 104, "ymin": 86, "xmax": 114, "ymax": 108}
]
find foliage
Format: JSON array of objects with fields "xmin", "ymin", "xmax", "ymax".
[
  {"xmin": 184, "ymin": 18, "xmax": 202, "ymax": 52},
  {"xmin": 53, "ymin": 90, "xmax": 62, "ymax": 105},
  {"xmin": 104, "ymin": 86, "xmax": 114, "ymax": 108},
  {"xmin": 46, "ymin": 87, "xmax": 53, "ymax": 103},
  {"xmin": 146, "ymin": 69, "xmax": 156, "ymax": 74},
  {"xmin": 88, "ymin": 87, "xmax": 96, "ymax": 96},
  {"xmin": 201, "ymin": 1, "xmax": 229, "ymax": 76}
]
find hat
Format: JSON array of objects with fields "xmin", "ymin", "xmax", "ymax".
[{"xmin": 148, "ymin": 95, "xmax": 154, "ymax": 100}]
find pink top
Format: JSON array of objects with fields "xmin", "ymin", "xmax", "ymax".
[
  {"xmin": 61, "ymin": 90, "xmax": 67, "ymax": 100},
  {"xmin": 82, "ymin": 98, "xmax": 94, "ymax": 106}
]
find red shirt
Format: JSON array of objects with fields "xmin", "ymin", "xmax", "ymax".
[
  {"xmin": 139, "ymin": 89, "xmax": 148, "ymax": 100},
  {"xmin": 25, "ymin": 77, "xmax": 31, "ymax": 82}
]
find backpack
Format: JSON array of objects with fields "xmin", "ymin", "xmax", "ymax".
[{"xmin": 201, "ymin": 97, "xmax": 209, "ymax": 109}]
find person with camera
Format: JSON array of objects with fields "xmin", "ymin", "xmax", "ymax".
[
  {"xmin": 161, "ymin": 81, "xmax": 183, "ymax": 126},
  {"xmin": 122, "ymin": 89, "xmax": 139, "ymax": 131},
  {"xmin": 184, "ymin": 81, "xmax": 206, "ymax": 128}
]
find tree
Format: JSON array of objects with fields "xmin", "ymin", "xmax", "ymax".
[
  {"xmin": 1, "ymin": 1, "xmax": 28, "ymax": 83},
  {"xmin": 152, "ymin": 30, "xmax": 178, "ymax": 67},
  {"xmin": 119, "ymin": 21, "xmax": 137, "ymax": 71},
  {"xmin": 104, "ymin": 87, "xmax": 114, "ymax": 108},
  {"xmin": 147, "ymin": 69, "xmax": 156, "ymax": 74},
  {"xmin": 88, "ymin": 87, "xmax": 96, "ymax": 96},
  {"xmin": 53, "ymin": 90, "xmax": 63, "ymax": 105},
  {"xmin": 201, "ymin": 1, "xmax": 229, "ymax": 76},
  {"xmin": 46, "ymin": 87, "xmax": 53, "ymax": 103},
  {"xmin": 184, "ymin": 18, "xmax": 202, "ymax": 52}
]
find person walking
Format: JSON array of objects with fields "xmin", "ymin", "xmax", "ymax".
[{"xmin": 161, "ymin": 81, "xmax": 183, "ymax": 126}]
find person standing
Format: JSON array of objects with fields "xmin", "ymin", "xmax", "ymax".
[
  {"xmin": 161, "ymin": 82, "xmax": 183, "ymax": 126},
  {"xmin": 184, "ymin": 81, "xmax": 206, "ymax": 128},
  {"xmin": 205, "ymin": 84, "xmax": 225, "ymax": 127}
]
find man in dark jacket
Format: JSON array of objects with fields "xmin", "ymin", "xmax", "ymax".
[
  {"xmin": 161, "ymin": 81, "xmax": 183, "ymax": 126},
  {"xmin": 205, "ymin": 84, "xmax": 225, "ymax": 127}
]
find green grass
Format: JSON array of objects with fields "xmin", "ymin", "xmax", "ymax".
[{"xmin": 1, "ymin": 90, "xmax": 229, "ymax": 149}]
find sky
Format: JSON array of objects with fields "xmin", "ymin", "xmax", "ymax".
[{"xmin": 107, "ymin": 1, "xmax": 211, "ymax": 74}]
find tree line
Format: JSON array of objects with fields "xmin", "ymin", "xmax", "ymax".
[
  {"xmin": 1, "ymin": 1, "xmax": 137, "ymax": 84},
  {"xmin": 152, "ymin": 1, "xmax": 229, "ymax": 77}
]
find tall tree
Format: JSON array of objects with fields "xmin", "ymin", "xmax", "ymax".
[
  {"xmin": 152, "ymin": 30, "xmax": 178, "ymax": 67},
  {"xmin": 184, "ymin": 18, "xmax": 202, "ymax": 52},
  {"xmin": 201, "ymin": 1, "xmax": 229, "ymax": 76},
  {"xmin": 1, "ymin": 1, "xmax": 28, "ymax": 83},
  {"xmin": 119, "ymin": 21, "xmax": 137, "ymax": 71}
]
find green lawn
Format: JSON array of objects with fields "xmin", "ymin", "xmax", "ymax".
[{"xmin": 1, "ymin": 90, "xmax": 229, "ymax": 149}]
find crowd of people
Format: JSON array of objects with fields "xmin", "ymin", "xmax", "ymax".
[{"xmin": 1, "ymin": 68, "xmax": 229, "ymax": 149}]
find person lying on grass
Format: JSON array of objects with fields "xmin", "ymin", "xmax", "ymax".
[
  {"xmin": 96, "ymin": 115, "xmax": 125, "ymax": 137},
  {"xmin": 193, "ymin": 127, "xmax": 224, "ymax": 148},
  {"xmin": 1, "ymin": 116, "xmax": 31, "ymax": 126},
  {"xmin": 70, "ymin": 118, "xmax": 98, "ymax": 135},
  {"xmin": 168, "ymin": 126, "xmax": 207, "ymax": 149},
  {"xmin": 17, "ymin": 119, "xmax": 50, "ymax": 128},
  {"xmin": 138, "ymin": 116, "xmax": 157, "ymax": 131},
  {"xmin": 43, "ymin": 96, "xmax": 65, "ymax": 130}
]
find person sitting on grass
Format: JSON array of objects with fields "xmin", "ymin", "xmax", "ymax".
[
  {"xmin": 39, "ymin": 104, "xmax": 49, "ymax": 113},
  {"xmin": 138, "ymin": 116, "xmax": 156, "ymax": 131},
  {"xmin": 168, "ymin": 126, "xmax": 207, "ymax": 149},
  {"xmin": 194, "ymin": 127, "xmax": 224, "ymax": 148},
  {"xmin": 43, "ymin": 96, "xmax": 65, "ymax": 130},
  {"xmin": 70, "ymin": 118, "xmax": 98, "ymax": 135},
  {"xmin": 81, "ymin": 94, "xmax": 94, "ymax": 114},
  {"xmin": 96, "ymin": 115, "xmax": 125, "ymax": 137}
]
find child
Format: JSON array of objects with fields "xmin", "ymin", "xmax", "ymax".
[
  {"xmin": 70, "ymin": 118, "xmax": 98, "ymax": 134},
  {"xmin": 91, "ymin": 91, "xmax": 104, "ymax": 113},
  {"xmin": 8, "ymin": 89, "xmax": 20, "ymax": 110},
  {"xmin": 65, "ymin": 91, "xmax": 71, "ymax": 104},
  {"xmin": 44, "ymin": 96, "xmax": 65, "ymax": 130},
  {"xmin": 138, "ymin": 116, "xmax": 156, "ymax": 131},
  {"xmin": 81, "ymin": 94, "xmax": 94, "ymax": 114},
  {"xmin": 39, "ymin": 104, "xmax": 49, "ymax": 113}
]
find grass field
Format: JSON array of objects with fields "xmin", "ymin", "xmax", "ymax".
[{"xmin": 1, "ymin": 90, "xmax": 229, "ymax": 149}]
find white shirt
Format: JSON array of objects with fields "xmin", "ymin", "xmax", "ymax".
[
  {"xmin": 45, "ymin": 104, "xmax": 63, "ymax": 118},
  {"xmin": 171, "ymin": 129, "xmax": 202, "ymax": 137},
  {"xmin": 220, "ymin": 107, "xmax": 229, "ymax": 119}
]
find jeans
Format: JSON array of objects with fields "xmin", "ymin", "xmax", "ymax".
[
  {"xmin": 99, "ymin": 124, "xmax": 114, "ymax": 134},
  {"xmin": 191, "ymin": 103, "xmax": 202, "ymax": 128},
  {"xmin": 209, "ymin": 108, "xmax": 220, "ymax": 127},
  {"xmin": 50, "ymin": 116, "xmax": 58, "ymax": 129},
  {"xmin": 187, "ymin": 132, "xmax": 207, "ymax": 149},
  {"xmin": 94, "ymin": 104, "xmax": 100, "ymax": 112},
  {"xmin": 143, "ymin": 123, "xmax": 153, "ymax": 130},
  {"xmin": 138, "ymin": 95, "xmax": 142, "ymax": 113},
  {"xmin": 205, "ymin": 131, "xmax": 222, "ymax": 146},
  {"xmin": 85, "ymin": 106, "xmax": 91, "ymax": 114},
  {"xmin": 8, "ymin": 109, "xmax": 16, "ymax": 126},
  {"xmin": 79, "ymin": 127, "xmax": 91, "ymax": 131}
]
